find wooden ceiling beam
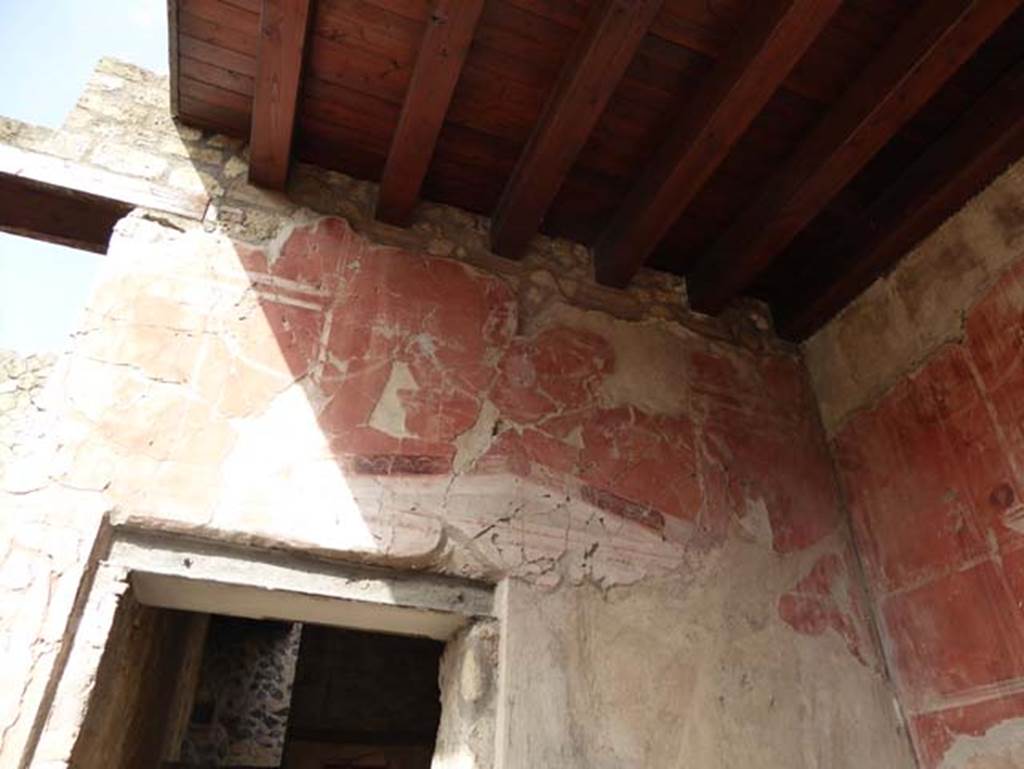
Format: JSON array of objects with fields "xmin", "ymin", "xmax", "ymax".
[
  {"xmin": 168, "ymin": 0, "xmax": 182, "ymax": 117},
  {"xmin": 686, "ymin": 0, "xmax": 1023, "ymax": 315},
  {"xmin": 375, "ymin": 0, "xmax": 485, "ymax": 226},
  {"xmin": 0, "ymin": 144, "xmax": 210, "ymax": 252},
  {"xmin": 0, "ymin": 177, "xmax": 128, "ymax": 254},
  {"xmin": 249, "ymin": 0, "xmax": 312, "ymax": 189},
  {"xmin": 776, "ymin": 60, "xmax": 1024, "ymax": 341},
  {"xmin": 489, "ymin": 0, "xmax": 663, "ymax": 260},
  {"xmin": 593, "ymin": 0, "xmax": 840, "ymax": 287}
]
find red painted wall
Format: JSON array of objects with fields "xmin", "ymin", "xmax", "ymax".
[
  {"xmin": 834, "ymin": 257, "xmax": 1024, "ymax": 767},
  {"xmin": 265, "ymin": 219, "xmax": 842, "ymax": 547}
]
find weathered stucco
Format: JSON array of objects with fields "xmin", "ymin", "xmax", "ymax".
[
  {"xmin": 805, "ymin": 158, "xmax": 1024, "ymax": 437},
  {"xmin": 0, "ymin": 59, "xmax": 916, "ymax": 769},
  {"xmin": 805, "ymin": 145, "xmax": 1024, "ymax": 766},
  {"xmin": 498, "ymin": 545, "xmax": 909, "ymax": 768},
  {"xmin": 4, "ymin": 211, "xmax": 914, "ymax": 768},
  {"xmin": 0, "ymin": 351, "xmax": 56, "ymax": 482},
  {"xmin": 433, "ymin": 620, "xmax": 498, "ymax": 769}
]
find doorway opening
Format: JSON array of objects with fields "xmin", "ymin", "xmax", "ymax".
[
  {"xmin": 283, "ymin": 624, "xmax": 444, "ymax": 769},
  {"xmin": 40, "ymin": 530, "xmax": 497, "ymax": 769},
  {"xmin": 178, "ymin": 615, "xmax": 445, "ymax": 769}
]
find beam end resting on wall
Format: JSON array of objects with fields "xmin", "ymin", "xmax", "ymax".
[
  {"xmin": 489, "ymin": 0, "xmax": 664, "ymax": 260},
  {"xmin": 249, "ymin": 0, "xmax": 313, "ymax": 190},
  {"xmin": 0, "ymin": 143, "xmax": 209, "ymax": 252},
  {"xmin": 375, "ymin": 0, "xmax": 485, "ymax": 227}
]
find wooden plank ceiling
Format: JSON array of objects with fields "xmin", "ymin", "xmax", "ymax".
[{"xmin": 169, "ymin": 0, "xmax": 1024, "ymax": 340}]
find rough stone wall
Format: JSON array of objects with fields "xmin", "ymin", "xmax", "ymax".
[
  {"xmin": 1, "ymin": 59, "xmax": 914, "ymax": 769},
  {"xmin": 0, "ymin": 351, "xmax": 56, "ymax": 483},
  {"xmin": 805, "ymin": 159, "xmax": 1024, "ymax": 768},
  {"xmin": 182, "ymin": 617, "xmax": 301, "ymax": 767}
]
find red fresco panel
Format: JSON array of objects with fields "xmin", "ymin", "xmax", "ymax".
[{"xmin": 881, "ymin": 559, "xmax": 1024, "ymax": 708}]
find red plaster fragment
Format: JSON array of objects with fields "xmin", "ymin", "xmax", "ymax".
[
  {"xmin": 296, "ymin": 219, "xmax": 517, "ymax": 453},
  {"xmin": 882, "ymin": 559, "xmax": 1024, "ymax": 708},
  {"xmin": 833, "ymin": 347, "xmax": 1003, "ymax": 594},
  {"xmin": 236, "ymin": 243, "xmax": 269, "ymax": 274},
  {"xmin": 579, "ymin": 407, "xmax": 701, "ymax": 525},
  {"xmin": 491, "ymin": 327, "xmax": 612, "ymax": 424},
  {"xmin": 691, "ymin": 344, "xmax": 841, "ymax": 553},
  {"xmin": 912, "ymin": 692, "xmax": 1024, "ymax": 769},
  {"xmin": 778, "ymin": 553, "xmax": 868, "ymax": 665},
  {"xmin": 703, "ymin": 404, "xmax": 840, "ymax": 553},
  {"xmin": 274, "ymin": 217, "xmax": 352, "ymax": 289}
]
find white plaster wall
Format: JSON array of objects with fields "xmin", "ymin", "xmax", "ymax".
[{"xmin": 497, "ymin": 537, "xmax": 912, "ymax": 768}]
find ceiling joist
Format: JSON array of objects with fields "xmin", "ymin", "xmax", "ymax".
[
  {"xmin": 489, "ymin": 0, "xmax": 664, "ymax": 260},
  {"xmin": 593, "ymin": 0, "xmax": 842, "ymax": 288},
  {"xmin": 178, "ymin": 0, "xmax": 1024, "ymax": 333},
  {"xmin": 778, "ymin": 60, "xmax": 1024, "ymax": 340},
  {"xmin": 249, "ymin": 0, "xmax": 312, "ymax": 189},
  {"xmin": 686, "ymin": 0, "xmax": 1023, "ymax": 315},
  {"xmin": 375, "ymin": 0, "xmax": 485, "ymax": 227}
]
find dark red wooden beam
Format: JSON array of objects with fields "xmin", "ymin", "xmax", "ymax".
[
  {"xmin": 592, "ymin": 0, "xmax": 841, "ymax": 287},
  {"xmin": 0, "ymin": 177, "xmax": 128, "ymax": 254},
  {"xmin": 0, "ymin": 144, "xmax": 209, "ymax": 252},
  {"xmin": 777, "ymin": 60, "xmax": 1024, "ymax": 341},
  {"xmin": 375, "ymin": 0, "xmax": 485, "ymax": 226},
  {"xmin": 489, "ymin": 0, "xmax": 663, "ymax": 259},
  {"xmin": 686, "ymin": 0, "xmax": 1023, "ymax": 315},
  {"xmin": 249, "ymin": 0, "xmax": 312, "ymax": 189}
]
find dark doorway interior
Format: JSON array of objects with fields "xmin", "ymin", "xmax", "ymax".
[
  {"xmin": 70, "ymin": 594, "xmax": 448, "ymax": 769},
  {"xmin": 176, "ymin": 615, "xmax": 445, "ymax": 769},
  {"xmin": 282, "ymin": 625, "xmax": 445, "ymax": 769}
]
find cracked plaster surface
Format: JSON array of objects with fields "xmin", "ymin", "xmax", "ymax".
[
  {"xmin": 0, "ymin": 56, "xmax": 921, "ymax": 769},
  {"xmin": 24, "ymin": 214, "xmax": 854, "ymax": 590}
]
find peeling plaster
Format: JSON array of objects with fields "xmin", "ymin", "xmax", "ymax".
[
  {"xmin": 0, "ymin": 56, "xmax": 922, "ymax": 769},
  {"xmin": 453, "ymin": 400, "xmax": 500, "ymax": 474},
  {"xmin": 369, "ymin": 361, "xmax": 418, "ymax": 439},
  {"xmin": 806, "ymin": 159, "xmax": 1024, "ymax": 436},
  {"xmin": 538, "ymin": 303, "xmax": 693, "ymax": 416},
  {"xmin": 939, "ymin": 718, "xmax": 1024, "ymax": 769}
]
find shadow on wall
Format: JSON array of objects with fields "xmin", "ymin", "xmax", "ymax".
[
  {"xmin": 66, "ymin": 117, "xmax": 868, "ymax": 582},
  {"xmin": 57, "ymin": 112, "xmax": 890, "ymax": 635},
  {"xmin": 46, "ymin": 116, "xmax": 914, "ymax": 768}
]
